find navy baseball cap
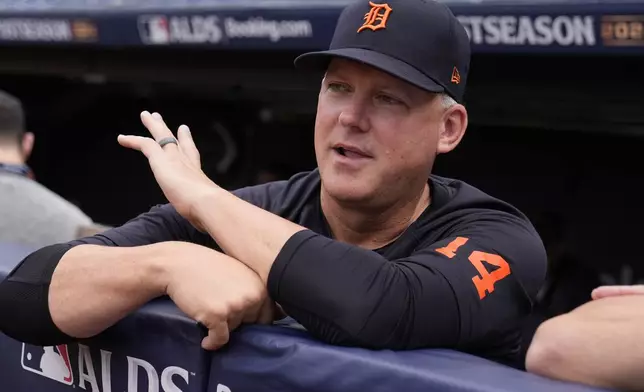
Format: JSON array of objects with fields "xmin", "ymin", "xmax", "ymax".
[{"xmin": 295, "ymin": 0, "xmax": 471, "ymax": 103}]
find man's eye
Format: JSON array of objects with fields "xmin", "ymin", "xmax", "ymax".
[
  {"xmin": 377, "ymin": 94, "xmax": 403, "ymax": 105},
  {"xmin": 328, "ymin": 82, "xmax": 350, "ymax": 93}
]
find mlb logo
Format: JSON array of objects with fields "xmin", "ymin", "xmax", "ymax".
[
  {"xmin": 138, "ymin": 15, "xmax": 170, "ymax": 44},
  {"xmin": 21, "ymin": 343, "xmax": 73, "ymax": 385}
]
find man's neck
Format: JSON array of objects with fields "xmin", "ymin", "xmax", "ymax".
[
  {"xmin": 0, "ymin": 146, "xmax": 25, "ymax": 165},
  {"xmin": 321, "ymin": 182, "xmax": 431, "ymax": 250}
]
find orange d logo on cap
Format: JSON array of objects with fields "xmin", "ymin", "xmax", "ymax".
[{"xmin": 357, "ymin": 2, "xmax": 393, "ymax": 33}]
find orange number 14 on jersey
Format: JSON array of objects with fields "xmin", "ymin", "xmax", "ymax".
[{"xmin": 436, "ymin": 237, "xmax": 511, "ymax": 300}]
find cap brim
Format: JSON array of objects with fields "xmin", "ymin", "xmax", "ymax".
[{"xmin": 294, "ymin": 48, "xmax": 445, "ymax": 95}]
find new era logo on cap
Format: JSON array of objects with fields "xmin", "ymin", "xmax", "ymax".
[
  {"xmin": 357, "ymin": 2, "xmax": 393, "ymax": 33},
  {"xmin": 451, "ymin": 67, "xmax": 461, "ymax": 84}
]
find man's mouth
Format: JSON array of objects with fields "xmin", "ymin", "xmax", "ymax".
[{"xmin": 333, "ymin": 145, "xmax": 371, "ymax": 159}]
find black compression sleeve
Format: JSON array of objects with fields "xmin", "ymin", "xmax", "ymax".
[
  {"xmin": 0, "ymin": 243, "xmax": 76, "ymax": 345},
  {"xmin": 268, "ymin": 224, "xmax": 543, "ymax": 353},
  {"xmin": 266, "ymin": 230, "xmax": 455, "ymax": 350}
]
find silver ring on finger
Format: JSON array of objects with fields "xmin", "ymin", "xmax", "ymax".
[{"xmin": 158, "ymin": 137, "xmax": 178, "ymax": 148}]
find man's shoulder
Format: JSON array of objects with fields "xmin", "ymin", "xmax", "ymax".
[
  {"xmin": 429, "ymin": 174, "xmax": 497, "ymax": 202},
  {"xmin": 422, "ymin": 174, "xmax": 543, "ymax": 254},
  {"xmin": 429, "ymin": 174, "xmax": 529, "ymax": 222},
  {"xmin": 420, "ymin": 175, "xmax": 547, "ymax": 304}
]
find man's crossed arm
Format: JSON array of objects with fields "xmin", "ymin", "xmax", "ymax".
[{"xmin": 526, "ymin": 285, "xmax": 644, "ymax": 391}]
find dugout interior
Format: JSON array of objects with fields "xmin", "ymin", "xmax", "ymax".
[{"xmin": 1, "ymin": 45, "xmax": 643, "ymax": 316}]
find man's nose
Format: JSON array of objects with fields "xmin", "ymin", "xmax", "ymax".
[{"xmin": 338, "ymin": 99, "xmax": 370, "ymax": 132}]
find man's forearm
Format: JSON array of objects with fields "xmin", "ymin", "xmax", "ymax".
[
  {"xmin": 194, "ymin": 187, "xmax": 306, "ymax": 281},
  {"xmin": 49, "ymin": 243, "xmax": 170, "ymax": 339},
  {"xmin": 526, "ymin": 295, "xmax": 644, "ymax": 391}
]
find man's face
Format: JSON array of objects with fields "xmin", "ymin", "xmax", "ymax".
[{"xmin": 314, "ymin": 58, "xmax": 449, "ymax": 206}]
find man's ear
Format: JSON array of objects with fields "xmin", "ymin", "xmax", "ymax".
[
  {"xmin": 436, "ymin": 104, "xmax": 468, "ymax": 154},
  {"xmin": 21, "ymin": 132, "xmax": 34, "ymax": 161}
]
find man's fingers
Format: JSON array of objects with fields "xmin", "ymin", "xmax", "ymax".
[
  {"xmin": 257, "ymin": 300, "xmax": 277, "ymax": 324},
  {"xmin": 592, "ymin": 285, "xmax": 644, "ymax": 300},
  {"xmin": 177, "ymin": 125, "xmax": 201, "ymax": 167},
  {"xmin": 201, "ymin": 321, "xmax": 230, "ymax": 350},
  {"xmin": 117, "ymin": 134, "xmax": 163, "ymax": 159},
  {"xmin": 227, "ymin": 312, "xmax": 244, "ymax": 331},
  {"xmin": 140, "ymin": 111, "xmax": 179, "ymax": 151}
]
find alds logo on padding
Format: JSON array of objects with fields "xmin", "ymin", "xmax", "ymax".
[{"xmin": 358, "ymin": 2, "xmax": 393, "ymax": 33}]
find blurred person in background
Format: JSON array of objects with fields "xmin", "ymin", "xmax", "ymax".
[
  {"xmin": 0, "ymin": 89, "xmax": 95, "ymax": 248},
  {"xmin": 526, "ymin": 284, "xmax": 644, "ymax": 391}
]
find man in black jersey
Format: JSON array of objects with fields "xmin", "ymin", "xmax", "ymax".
[{"xmin": 0, "ymin": 0, "xmax": 546, "ymax": 367}]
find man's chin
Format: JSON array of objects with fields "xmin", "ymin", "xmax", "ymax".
[{"xmin": 321, "ymin": 178, "xmax": 374, "ymax": 204}]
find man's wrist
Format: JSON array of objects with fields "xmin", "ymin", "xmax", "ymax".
[
  {"xmin": 138, "ymin": 242, "xmax": 177, "ymax": 297},
  {"xmin": 191, "ymin": 185, "xmax": 226, "ymax": 233}
]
